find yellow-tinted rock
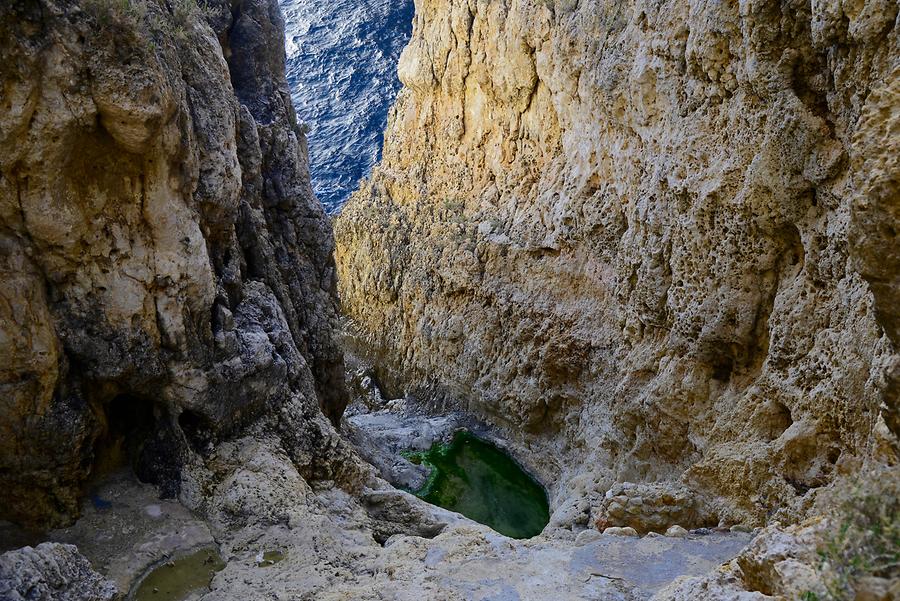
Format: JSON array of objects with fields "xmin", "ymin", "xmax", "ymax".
[{"xmin": 335, "ymin": 0, "xmax": 900, "ymax": 526}]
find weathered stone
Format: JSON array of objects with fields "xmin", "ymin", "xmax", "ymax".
[
  {"xmin": 2, "ymin": 0, "xmax": 898, "ymax": 598},
  {"xmin": 360, "ymin": 489, "xmax": 448, "ymax": 543},
  {"xmin": 335, "ymin": 0, "xmax": 900, "ymax": 531},
  {"xmin": 0, "ymin": 543, "xmax": 117, "ymax": 601},
  {"xmin": 848, "ymin": 65, "xmax": 900, "ymax": 441},
  {"xmin": 855, "ymin": 577, "xmax": 900, "ymax": 601},
  {"xmin": 593, "ymin": 482, "xmax": 712, "ymax": 534},
  {"xmin": 652, "ymin": 518, "xmax": 838, "ymax": 600},
  {"xmin": 665, "ymin": 525, "xmax": 689, "ymax": 538},
  {"xmin": 0, "ymin": 0, "xmax": 348, "ymax": 528},
  {"xmin": 574, "ymin": 529, "xmax": 604, "ymax": 546},
  {"xmin": 602, "ymin": 527, "xmax": 639, "ymax": 537}
]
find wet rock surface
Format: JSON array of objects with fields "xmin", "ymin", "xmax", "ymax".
[
  {"xmin": 183, "ymin": 463, "xmax": 757, "ymax": 601},
  {"xmin": 0, "ymin": 410, "xmax": 759, "ymax": 601},
  {"xmin": 47, "ymin": 471, "xmax": 216, "ymax": 595},
  {"xmin": 344, "ymin": 398, "xmax": 464, "ymax": 491},
  {"xmin": 130, "ymin": 546, "xmax": 225, "ymax": 601}
]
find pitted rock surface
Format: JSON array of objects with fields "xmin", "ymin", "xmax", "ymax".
[
  {"xmin": 335, "ymin": 0, "xmax": 900, "ymax": 527},
  {"xmin": 592, "ymin": 482, "xmax": 714, "ymax": 534},
  {"xmin": 0, "ymin": 0, "xmax": 348, "ymax": 527},
  {"xmin": 0, "ymin": 542, "xmax": 117, "ymax": 601}
]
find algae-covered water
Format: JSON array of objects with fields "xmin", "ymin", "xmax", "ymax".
[
  {"xmin": 405, "ymin": 431, "xmax": 550, "ymax": 539},
  {"xmin": 130, "ymin": 547, "xmax": 225, "ymax": 601}
]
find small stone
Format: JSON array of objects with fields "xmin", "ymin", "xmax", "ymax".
[
  {"xmin": 602, "ymin": 526, "xmax": 638, "ymax": 537},
  {"xmin": 574, "ymin": 529, "xmax": 604, "ymax": 546},
  {"xmin": 729, "ymin": 524, "xmax": 752, "ymax": 533},
  {"xmin": 853, "ymin": 576, "xmax": 893, "ymax": 601},
  {"xmin": 665, "ymin": 525, "xmax": 689, "ymax": 537},
  {"xmin": 153, "ymin": 588, "xmax": 159, "ymax": 594},
  {"xmin": 593, "ymin": 516, "xmax": 610, "ymax": 531},
  {"xmin": 606, "ymin": 501, "xmax": 625, "ymax": 515},
  {"xmin": 691, "ymin": 527, "xmax": 712, "ymax": 535},
  {"xmin": 626, "ymin": 496, "xmax": 643, "ymax": 507}
]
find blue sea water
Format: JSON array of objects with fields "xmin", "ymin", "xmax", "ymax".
[{"xmin": 280, "ymin": 0, "xmax": 415, "ymax": 213}]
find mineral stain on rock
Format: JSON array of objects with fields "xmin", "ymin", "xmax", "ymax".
[
  {"xmin": 405, "ymin": 431, "xmax": 550, "ymax": 539},
  {"xmin": 129, "ymin": 547, "xmax": 225, "ymax": 601}
]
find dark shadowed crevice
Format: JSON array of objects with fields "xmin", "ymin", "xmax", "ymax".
[
  {"xmin": 91, "ymin": 394, "xmax": 156, "ymax": 481},
  {"xmin": 179, "ymin": 409, "xmax": 214, "ymax": 456},
  {"xmin": 759, "ymin": 399, "xmax": 794, "ymax": 442},
  {"xmin": 91, "ymin": 394, "xmax": 184, "ymax": 498}
]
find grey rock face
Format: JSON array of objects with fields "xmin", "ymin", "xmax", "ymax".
[
  {"xmin": 0, "ymin": 543, "xmax": 117, "ymax": 601},
  {"xmin": 0, "ymin": 0, "xmax": 347, "ymax": 528}
]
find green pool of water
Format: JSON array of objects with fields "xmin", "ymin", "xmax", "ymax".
[
  {"xmin": 130, "ymin": 547, "xmax": 225, "ymax": 601},
  {"xmin": 404, "ymin": 431, "xmax": 550, "ymax": 539}
]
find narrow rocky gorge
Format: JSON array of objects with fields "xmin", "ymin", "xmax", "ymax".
[{"xmin": 0, "ymin": 0, "xmax": 897, "ymax": 599}]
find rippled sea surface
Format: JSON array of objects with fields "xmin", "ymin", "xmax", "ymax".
[{"xmin": 280, "ymin": 0, "xmax": 414, "ymax": 213}]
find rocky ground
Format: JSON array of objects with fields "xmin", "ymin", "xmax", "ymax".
[
  {"xmin": 0, "ymin": 405, "xmax": 760, "ymax": 601},
  {"xmin": 0, "ymin": 0, "xmax": 897, "ymax": 599},
  {"xmin": 7, "ymin": 363, "xmax": 894, "ymax": 600}
]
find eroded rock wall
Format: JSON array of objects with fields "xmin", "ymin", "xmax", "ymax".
[
  {"xmin": 0, "ymin": 0, "xmax": 348, "ymax": 528},
  {"xmin": 335, "ymin": 0, "xmax": 900, "ymax": 526}
]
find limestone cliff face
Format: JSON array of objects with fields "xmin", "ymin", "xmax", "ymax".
[
  {"xmin": 0, "ymin": 0, "xmax": 348, "ymax": 528},
  {"xmin": 336, "ymin": 0, "xmax": 899, "ymax": 526}
]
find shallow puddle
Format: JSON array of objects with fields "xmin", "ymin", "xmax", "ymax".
[
  {"xmin": 256, "ymin": 550, "xmax": 285, "ymax": 567},
  {"xmin": 405, "ymin": 431, "xmax": 550, "ymax": 538},
  {"xmin": 130, "ymin": 547, "xmax": 225, "ymax": 601}
]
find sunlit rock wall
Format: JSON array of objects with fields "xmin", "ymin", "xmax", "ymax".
[{"xmin": 335, "ymin": 0, "xmax": 899, "ymax": 526}]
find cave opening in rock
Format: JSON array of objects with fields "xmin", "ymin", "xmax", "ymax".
[
  {"xmin": 90, "ymin": 394, "xmax": 182, "ymax": 497},
  {"xmin": 91, "ymin": 394, "xmax": 156, "ymax": 481},
  {"xmin": 404, "ymin": 431, "xmax": 550, "ymax": 539}
]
